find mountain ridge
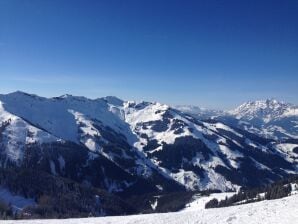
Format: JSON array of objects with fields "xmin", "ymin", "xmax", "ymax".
[
  {"xmin": 0, "ymin": 92, "xmax": 297, "ymax": 192},
  {"xmin": 0, "ymin": 91, "xmax": 297, "ymax": 217},
  {"xmin": 176, "ymin": 99, "xmax": 298, "ymax": 140}
]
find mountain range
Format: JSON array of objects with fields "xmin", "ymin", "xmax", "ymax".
[
  {"xmin": 176, "ymin": 99, "xmax": 298, "ymax": 141},
  {"xmin": 0, "ymin": 91, "xmax": 297, "ymax": 217}
]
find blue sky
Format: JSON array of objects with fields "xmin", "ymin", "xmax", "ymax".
[{"xmin": 0, "ymin": 0, "xmax": 297, "ymax": 109}]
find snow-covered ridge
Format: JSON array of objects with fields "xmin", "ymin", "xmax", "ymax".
[
  {"xmin": 174, "ymin": 105, "xmax": 225, "ymax": 119},
  {"xmin": 177, "ymin": 99, "xmax": 298, "ymax": 140},
  {"xmin": 0, "ymin": 100, "xmax": 60, "ymax": 162},
  {"xmin": 176, "ymin": 99, "xmax": 298, "ymax": 122},
  {"xmin": 0, "ymin": 91, "xmax": 297, "ymax": 191},
  {"xmin": 0, "ymin": 91, "xmax": 132, "ymax": 143},
  {"xmin": 229, "ymin": 99, "xmax": 297, "ymax": 122},
  {"xmin": 228, "ymin": 99, "xmax": 298, "ymax": 140}
]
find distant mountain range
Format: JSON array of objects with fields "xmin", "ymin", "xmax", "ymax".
[
  {"xmin": 176, "ymin": 99, "xmax": 298, "ymax": 140},
  {"xmin": 0, "ymin": 91, "xmax": 297, "ymax": 217}
]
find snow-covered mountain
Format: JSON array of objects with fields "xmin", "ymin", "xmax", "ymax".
[
  {"xmin": 0, "ymin": 92, "xmax": 297, "ymax": 195},
  {"xmin": 0, "ymin": 92, "xmax": 180, "ymax": 195},
  {"xmin": 229, "ymin": 99, "xmax": 295, "ymax": 122},
  {"xmin": 226, "ymin": 99, "xmax": 298, "ymax": 140},
  {"xmin": 173, "ymin": 105, "xmax": 224, "ymax": 119},
  {"xmin": 177, "ymin": 99, "xmax": 298, "ymax": 140}
]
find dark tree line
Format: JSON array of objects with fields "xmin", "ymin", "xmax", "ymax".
[
  {"xmin": 264, "ymin": 183, "xmax": 292, "ymax": 200},
  {"xmin": 0, "ymin": 200, "xmax": 13, "ymax": 220},
  {"xmin": 0, "ymin": 167, "xmax": 136, "ymax": 219},
  {"xmin": 205, "ymin": 175, "xmax": 298, "ymax": 209},
  {"xmin": 0, "ymin": 119, "xmax": 11, "ymax": 143}
]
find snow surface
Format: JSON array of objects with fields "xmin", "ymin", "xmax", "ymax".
[
  {"xmin": 276, "ymin": 143, "xmax": 298, "ymax": 154},
  {"xmin": 0, "ymin": 101, "xmax": 59, "ymax": 162},
  {"xmin": 2, "ymin": 194, "xmax": 298, "ymax": 224},
  {"xmin": 182, "ymin": 192, "xmax": 236, "ymax": 211}
]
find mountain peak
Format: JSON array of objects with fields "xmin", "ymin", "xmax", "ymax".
[
  {"xmin": 101, "ymin": 96, "xmax": 124, "ymax": 106},
  {"xmin": 53, "ymin": 94, "xmax": 92, "ymax": 103},
  {"xmin": 230, "ymin": 99, "xmax": 293, "ymax": 122},
  {"xmin": 236, "ymin": 99, "xmax": 290, "ymax": 110},
  {"xmin": 58, "ymin": 94, "xmax": 73, "ymax": 98},
  {"xmin": 7, "ymin": 91, "xmax": 39, "ymax": 98}
]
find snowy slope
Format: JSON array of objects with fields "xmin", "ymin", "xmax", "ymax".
[
  {"xmin": 178, "ymin": 99, "xmax": 298, "ymax": 140},
  {"xmin": 0, "ymin": 92, "xmax": 297, "ymax": 192},
  {"xmin": 181, "ymin": 192, "xmax": 236, "ymax": 211},
  {"xmin": 174, "ymin": 105, "xmax": 224, "ymax": 119},
  {"xmin": 0, "ymin": 92, "xmax": 133, "ymax": 143},
  {"xmin": 121, "ymin": 101, "xmax": 296, "ymax": 190},
  {"xmin": 122, "ymin": 102, "xmax": 240, "ymax": 190},
  {"xmin": 274, "ymin": 143, "xmax": 298, "ymax": 163},
  {"xmin": 228, "ymin": 99, "xmax": 298, "ymax": 140},
  {"xmin": 0, "ymin": 92, "xmax": 149, "ymax": 175},
  {"xmin": 2, "ymin": 193, "xmax": 298, "ymax": 224},
  {"xmin": 0, "ymin": 92, "xmax": 182, "ymax": 194},
  {"xmin": 229, "ymin": 99, "xmax": 294, "ymax": 122},
  {"xmin": 0, "ymin": 101, "xmax": 60, "ymax": 163}
]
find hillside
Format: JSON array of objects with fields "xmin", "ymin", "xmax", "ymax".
[
  {"xmin": 0, "ymin": 92, "xmax": 297, "ymax": 218},
  {"xmin": 2, "ymin": 193, "xmax": 297, "ymax": 224}
]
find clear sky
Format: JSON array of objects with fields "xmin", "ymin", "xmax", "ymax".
[{"xmin": 0, "ymin": 0, "xmax": 297, "ymax": 109}]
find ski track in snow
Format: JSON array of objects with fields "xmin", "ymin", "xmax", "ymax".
[{"xmin": 2, "ymin": 194, "xmax": 298, "ymax": 224}]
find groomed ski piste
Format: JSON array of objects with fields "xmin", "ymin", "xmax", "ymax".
[{"xmin": 2, "ymin": 193, "xmax": 298, "ymax": 224}]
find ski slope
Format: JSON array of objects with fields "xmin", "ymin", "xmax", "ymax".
[{"xmin": 2, "ymin": 193, "xmax": 298, "ymax": 224}]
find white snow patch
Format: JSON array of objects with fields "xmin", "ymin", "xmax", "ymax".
[
  {"xmin": 150, "ymin": 198, "xmax": 158, "ymax": 210},
  {"xmin": 276, "ymin": 143, "xmax": 298, "ymax": 154},
  {"xmin": 182, "ymin": 192, "xmax": 236, "ymax": 211},
  {"xmin": 58, "ymin": 155, "xmax": 65, "ymax": 171},
  {"xmin": 50, "ymin": 160, "xmax": 57, "ymax": 175}
]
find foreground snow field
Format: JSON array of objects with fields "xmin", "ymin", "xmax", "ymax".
[{"xmin": 2, "ymin": 194, "xmax": 298, "ymax": 224}]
